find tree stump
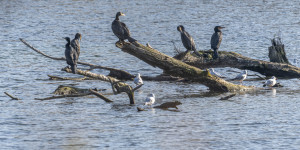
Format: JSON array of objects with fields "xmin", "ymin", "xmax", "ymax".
[{"xmin": 268, "ymin": 37, "xmax": 290, "ymax": 65}]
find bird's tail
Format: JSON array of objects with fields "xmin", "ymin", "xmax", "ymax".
[
  {"xmin": 128, "ymin": 37, "xmax": 137, "ymax": 43},
  {"xmin": 71, "ymin": 65, "xmax": 77, "ymax": 74},
  {"xmin": 263, "ymin": 84, "xmax": 266, "ymax": 87}
]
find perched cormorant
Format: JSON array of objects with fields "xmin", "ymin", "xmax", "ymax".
[
  {"xmin": 71, "ymin": 33, "xmax": 81, "ymax": 57},
  {"xmin": 111, "ymin": 12, "xmax": 136, "ymax": 43},
  {"xmin": 177, "ymin": 25, "xmax": 201, "ymax": 56},
  {"xmin": 64, "ymin": 37, "xmax": 78, "ymax": 74},
  {"xmin": 263, "ymin": 76, "xmax": 277, "ymax": 87},
  {"xmin": 211, "ymin": 26, "xmax": 225, "ymax": 59}
]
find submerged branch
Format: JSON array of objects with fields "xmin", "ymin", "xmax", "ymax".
[
  {"xmin": 48, "ymin": 75, "xmax": 92, "ymax": 80},
  {"xmin": 35, "ymin": 93, "xmax": 92, "ymax": 101},
  {"xmin": 89, "ymin": 89, "xmax": 113, "ymax": 102},
  {"xmin": 4, "ymin": 92, "xmax": 20, "ymax": 100}
]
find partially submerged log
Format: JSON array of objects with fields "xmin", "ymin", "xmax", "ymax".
[
  {"xmin": 175, "ymin": 50, "xmax": 300, "ymax": 78},
  {"xmin": 116, "ymin": 41, "xmax": 253, "ymax": 92},
  {"xmin": 36, "ymin": 85, "xmax": 112, "ymax": 102},
  {"xmin": 268, "ymin": 37, "xmax": 290, "ymax": 65}
]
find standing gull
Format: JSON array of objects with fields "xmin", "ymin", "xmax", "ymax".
[
  {"xmin": 209, "ymin": 68, "xmax": 222, "ymax": 78},
  {"xmin": 177, "ymin": 25, "xmax": 201, "ymax": 57},
  {"xmin": 263, "ymin": 76, "xmax": 277, "ymax": 87},
  {"xmin": 232, "ymin": 70, "xmax": 247, "ymax": 84},
  {"xmin": 64, "ymin": 37, "xmax": 78, "ymax": 74},
  {"xmin": 111, "ymin": 12, "xmax": 136, "ymax": 43},
  {"xmin": 134, "ymin": 73, "xmax": 143, "ymax": 86},
  {"xmin": 211, "ymin": 26, "xmax": 225, "ymax": 59},
  {"xmin": 145, "ymin": 93, "xmax": 155, "ymax": 106}
]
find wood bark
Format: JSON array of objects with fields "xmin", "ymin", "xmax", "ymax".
[
  {"xmin": 268, "ymin": 38, "xmax": 290, "ymax": 64},
  {"xmin": 116, "ymin": 42, "xmax": 253, "ymax": 92},
  {"xmin": 175, "ymin": 50, "xmax": 300, "ymax": 78}
]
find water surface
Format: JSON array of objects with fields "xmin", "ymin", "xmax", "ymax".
[{"xmin": 1, "ymin": 0, "xmax": 300, "ymax": 149}]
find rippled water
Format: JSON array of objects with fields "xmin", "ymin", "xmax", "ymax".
[{"xmin": 1, "ymin": 0, "xmax": 300, "ymax": 149}]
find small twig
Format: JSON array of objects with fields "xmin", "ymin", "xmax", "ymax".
[
  {"xmin": 254, "ymin": 74, "xmax": 266, "ymax": 80},
  {"xmin": 35, "ymin": 93, "xmax": 92, "ymax": 101},
  {"xmin": 132, "ymin": 84, "xmax": 143, "ymax": 92},
  {"xmin": 4, "ymin": 92, "xmax": 20, "ymax": 100},
  {"xmin": 89, "ymin": 89, "xmax": 113, "ymax": 102},
  {"xmin": 219, "ymin": 93, "xmax": 236, "ymax": 100},
  {"xmin": 171, "ymin": 40, "xmax": 181, "ymax": 54}
]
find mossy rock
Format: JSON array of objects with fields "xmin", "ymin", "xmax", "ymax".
[{"xmin": 53, "ymin": 85, "xmax": 83, "ymax": 95}]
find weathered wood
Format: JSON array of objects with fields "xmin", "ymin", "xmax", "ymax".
[
  {"xmin": 268, "ymin": 37, "xmax": 290, "ymax": 64},
  {"xmin": 48, "ymin": 75, "xmax": 92, "ymax": 80},
  {"xmin": 174, "ymin": 50, "xmax": 300, "ymax": 78},
  {"xmin": 35, "ymin": 93, "xmax": 92, "ymax": 100},
  {"xmin": 89, "ymin": 89, "xmax": 113, "ymax": 102},
  {"xmin": 116, "ymin": 41, "xmax": 253, "ymax": 92}
]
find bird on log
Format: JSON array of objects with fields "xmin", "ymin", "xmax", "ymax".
[
  {"xmin": 64, "ymin": 37, "xmax": 78, "ymax": 74},
  {"xmin": 232, "ymin": 70, "xmax": 247, "ymax": 85},
  {"xmin": 211, "ymin": 26, "xmax": 225, "ymax": 59},
  {"xmin": 145, "ymin": 93, "xmax": 155, "ymax": 106},
  {"xmin": 134, "ymin": 73, "xmax": 143, "ymax": 86},
  {"xmin": 263, "ymin": 76, "xmax": 277, "ymax": 87},
  {"xmin": 177, "ymin": 25, "xmax": 201, "ymax": 57},
  {"xmin": 71, "ymin": 33, "xmax": 82, "ymax": 57},
  {"xmin": 112, "ymin": 12, "xmax": 136, "ymax": 43}
]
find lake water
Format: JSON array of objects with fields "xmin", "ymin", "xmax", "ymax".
[{"xmin": 1, "ymin": 0, "xmax": 300, "ymax": 149}]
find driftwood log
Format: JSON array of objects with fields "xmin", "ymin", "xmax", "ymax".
[
  {"xmin": 174, "ymin": 50, "xmax": 300, "ymax": 78},
  {"xmin": 116, "ymin": 42, "xmax": 253, "ymax": 92}
]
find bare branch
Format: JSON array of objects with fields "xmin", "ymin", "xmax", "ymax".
[
  {"xmin": 19, "ymin": 38, "xmax": 134, "ymax": 80},
  {"xmin": 89, "ymin": 89, "xmax": 113, "ymax": 102},
  {"xmin": 35, "ymin": 93, "xmax": 92, "ymax": 101},
  {"xmin": 4, "ymin": 92, "xmax": 20, "ymax": 100}
]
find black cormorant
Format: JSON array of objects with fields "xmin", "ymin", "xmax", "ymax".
[
  {"xmin": 111, "ymin": 12, "xmax": 136, "ymax": 43},
  {"xmin": 210, "ymin": 26, "xmax": 225, "ymax": 59},
  {"xmin": 64, "ymin": 37, "xmax": 78, "ymax": 74},
  {"xmin": 177, "ymin": 25, "xmax": 201, "ymax": 56},
  {"xmin": 71, "ymin": 33, "xmax": 81, "ymax": 57}
]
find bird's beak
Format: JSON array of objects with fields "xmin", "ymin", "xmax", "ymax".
[
  {"xmin": 80, "ymin": 36, "xmax": 82, "ymax": 41},
  {"xmin": 220, "ymin": 26, "xmax": 225, "ymax": 29}
]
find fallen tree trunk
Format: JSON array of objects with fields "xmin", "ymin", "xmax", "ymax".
[
  {"xmin": 175, "ymin": 50, "xmax": 300, "ymax": 78},
  {"xmin": 116, "ymin": 42, "xmax": 253, "ymax": 92}
]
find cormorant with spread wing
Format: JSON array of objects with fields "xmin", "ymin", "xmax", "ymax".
[
  {"xmin": 64, "ymin": 37, "xmax": 78, "ymax": 74},
  {"xmin": 71, "ymin": 33, "xmax": 81, "ymax": 57}
]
